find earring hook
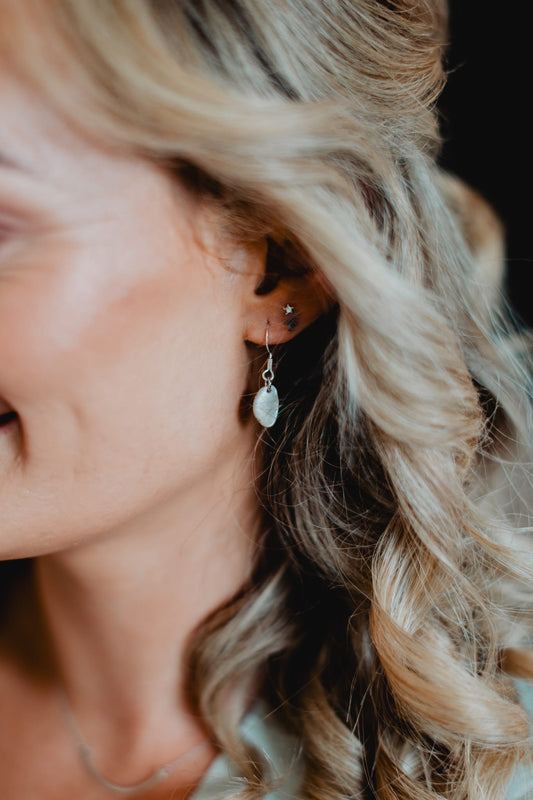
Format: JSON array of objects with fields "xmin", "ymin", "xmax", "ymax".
[
  {"xmin": 253, "ymin": 322, "xmax": 279, "ymax": 427},
  {"xmin": 262, "ymin": 324, "xmax": 274, "ymax": 388}
]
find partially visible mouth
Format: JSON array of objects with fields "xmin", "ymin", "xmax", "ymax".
[{"xmin": 0, "ymin": 410, "xmax": 18, "ymax": 430}]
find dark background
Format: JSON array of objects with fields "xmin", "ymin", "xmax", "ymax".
[{"xmin": 438, "ymin": 2, "xmax": 531, "ymax": 326}]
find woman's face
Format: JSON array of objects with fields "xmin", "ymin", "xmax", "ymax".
[{"xmin": 0, "ymin": 72, "xmax": 263, "ymax": 559}]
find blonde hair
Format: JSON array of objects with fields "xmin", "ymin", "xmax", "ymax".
[{"xmin": 2, "ymin": 1, "xmax": 533, "ymax": 797}]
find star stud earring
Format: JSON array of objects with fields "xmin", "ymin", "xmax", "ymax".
[{"xmin": 283, "ymin": 303, "xmax": 298, "ymax": 332}]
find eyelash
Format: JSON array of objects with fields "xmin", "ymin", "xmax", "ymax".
[
  {"xmin": 0, "ymin": 223, "xmax": 12, "ymax": 241},
  {"xmin": 0, "ymin": 210, "xmax": 36, "ymax": 254},
  {"xmin": 0, "ymin": 215, "xmax": 24, "ymax": 238},
  {"xmin": 0, "ymin": 222, "xmax": 22, "ymax": 258}
]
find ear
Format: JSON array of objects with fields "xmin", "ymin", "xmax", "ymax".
[{"xmin": 243, "ymin": 241, "xmax": 336, "ymax": 346}]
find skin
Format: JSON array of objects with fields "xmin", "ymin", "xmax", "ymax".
[{"xmin": 0, "ymin": 72, "xmax": 326, "ymax": 798}]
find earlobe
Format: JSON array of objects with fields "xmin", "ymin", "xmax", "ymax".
[
  {"xmin": 242, "ymin": 236, "xmax": 334, "ymax": 344},
  {"xmin": 244, "ymin": 270, "xmax": 335, "ymax": 345}
]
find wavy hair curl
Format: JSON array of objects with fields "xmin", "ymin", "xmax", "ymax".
[{"xmin": 2, "ymin": 1, "xmax": 532, "ymax": 798}]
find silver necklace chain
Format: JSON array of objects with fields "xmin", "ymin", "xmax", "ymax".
[{"xmin": 58, "ymin": 691, "xmax": 210, "ymax": 796}]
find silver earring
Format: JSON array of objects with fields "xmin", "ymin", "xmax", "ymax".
[
  {"xmin": 283, "ymin": 303, "xmax": 298, "ymax": 332},
  {"xmin": 253, "ymin": 325, "xmax": 279, "ymax": 428}
]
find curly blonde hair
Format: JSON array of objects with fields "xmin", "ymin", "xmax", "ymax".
[{"xmin": 2, "ymin": 1, "xmax": 532, "ymax": 798}]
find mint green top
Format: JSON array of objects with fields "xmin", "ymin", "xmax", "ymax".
[
  {"xmin": 509, "ymin": 680, "xmax": 533, "ymax": 800},
  {"xmin": 192, "ymin": 682, "xmax": 533, "ymax": 799},
  {"xmin": 191, "ymin": 703, "xmax": 304, "ymax": 800}
]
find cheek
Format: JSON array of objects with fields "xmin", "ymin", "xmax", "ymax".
[
  {"xmin": 0, "ymin": 233, "xmax": 247, "ymax": 495},
  {"xmin": 76, "ymin": 263, "xmax": 242, "ymax": 475},
  {"xmin": 0, "ymin": 238, "xmax": 115, "ymax": 395},
  {"xmin": 0, "ymin": 235, "xmax": 206, "ymax": 391}
]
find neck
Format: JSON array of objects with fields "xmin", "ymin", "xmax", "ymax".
[{"xmin": 26, "ymin": 442, "xmax": 258, "ymax": 773}]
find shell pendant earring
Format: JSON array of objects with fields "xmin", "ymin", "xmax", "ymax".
[{"xmin": 253, "ymin": 325, "xmax": 279, "ymax": 428}]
